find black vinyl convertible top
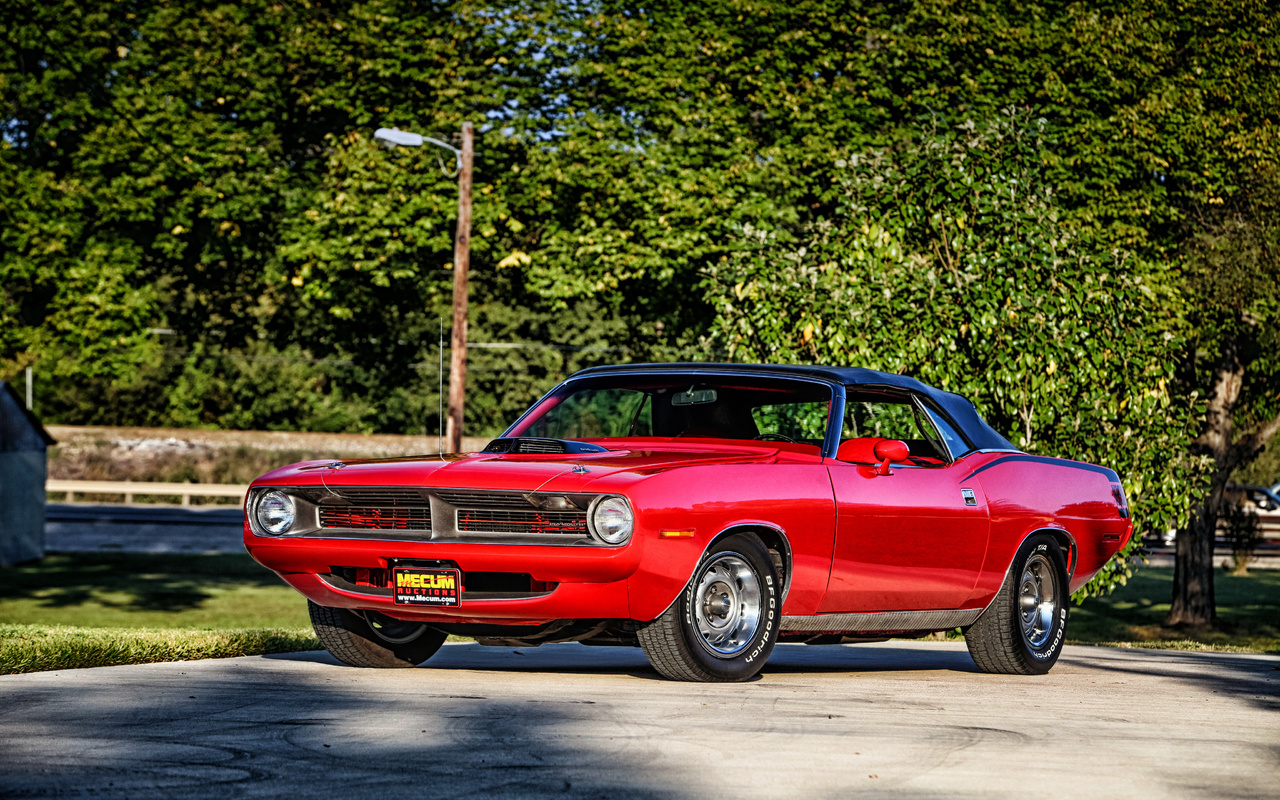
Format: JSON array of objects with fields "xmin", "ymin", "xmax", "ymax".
[{"xmin": 570, "ymin": 362, "xmax": 1018, "ymax": 453}]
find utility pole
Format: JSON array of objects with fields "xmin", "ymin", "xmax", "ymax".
[
  {"xmin": 373, "ymin": 122, "xmax": 474, "ymax": 453},
  {"xmin": 446, "ymin": 121, "xmax": 473, "ymax": 453}
]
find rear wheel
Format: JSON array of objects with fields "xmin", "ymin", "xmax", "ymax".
[
  {"xmin": 637, "ymin": 534, "xmax": 781, "ymax": 682},
  {"xmin": 308, "ymin": 601, "xmax": 447, "ymax": 668},
  {"xmin": 965, "ymin": 534, "xmax": 1069, "ymax": 675}
]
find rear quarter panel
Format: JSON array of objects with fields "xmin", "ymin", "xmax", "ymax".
[{"xmin": 961, "ymin": 454, "xmax": 1132, "ymax": 604}]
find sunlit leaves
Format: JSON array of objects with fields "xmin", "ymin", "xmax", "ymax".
[{"xmin": 709, "ymin": 113, "xmax": 1204, "ymax": 597}]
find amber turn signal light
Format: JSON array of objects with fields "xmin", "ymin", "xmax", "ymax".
[{"xmin": 659, "ymin": 530, "xmax": 695, "ymax": 539}]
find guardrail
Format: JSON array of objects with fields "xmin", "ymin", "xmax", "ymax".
[{"xmin": 46, "ymin": 479, "xmax": 248, "ymax": 506}]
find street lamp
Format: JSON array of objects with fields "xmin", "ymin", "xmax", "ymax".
[{"xmin": 375, "ymin": 123, "xmax": 473, "ymax": 454}]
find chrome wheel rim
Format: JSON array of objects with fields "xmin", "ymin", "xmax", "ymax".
[
  {"xmin": 1018, "ymin": 554, "xmax": 1058, "ymax": 648},
  {"xmin": 691, "ymin": 553, "xmax": 762, "ymax": 657},
  {"xmin": 359, "ymin": 611, "xmax": 427, "ymax": 644}
]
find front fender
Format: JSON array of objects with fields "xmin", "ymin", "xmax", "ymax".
[{"xmin": 624, "ymin": 464, "xmax": 835, "ymax": 621}]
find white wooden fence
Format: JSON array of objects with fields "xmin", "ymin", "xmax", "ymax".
[{"xmin": 46, "ymin": 479, "xmax": 248, "ymax": 506}]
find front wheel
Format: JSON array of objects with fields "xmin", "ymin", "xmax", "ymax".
[
  {"xmin": 965, "ymin": 534, "xmax": 1069, "ymax": 675},
  {"xmin": 308, "ymin": 601, "xmax": 447, "ymax": 668},
  {"xmin": 637, "ymin": 534, "xmax": 781, "ymax": 682}
]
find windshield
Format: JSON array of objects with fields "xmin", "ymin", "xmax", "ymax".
[{"xmin": 508, "ymin": 375, "xmax": 833, "ymax": 447}]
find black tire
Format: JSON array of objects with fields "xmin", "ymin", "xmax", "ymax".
[
  {"xmin": 308, "ymin": 601, "xmax": 447, "ymax": 668},
  {"xmin": 965, "ymin": 534, "xmax": 1069, "ymax": 675},
  {"xmin": 637, "ymin": 534, "xmax": 781, "ymax": 682}
]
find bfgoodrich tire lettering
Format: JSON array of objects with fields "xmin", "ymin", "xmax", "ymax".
[
  {"xmin": 308, "ymin": 601, "xmax": 447, "ymax": 668},
  {"xmin": 964, "ymin": 534, "xmax": 1069, "ymax": 675},
  {"xmin": 637, "ymin": 533, "xmax": 781, "ymax": 682}
]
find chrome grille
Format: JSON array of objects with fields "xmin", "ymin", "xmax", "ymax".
[
  {"xmin": 320, "ymin": 506, "xmax": 431, "ymax": 530},
  {"xmin": 456, "ymin": 508, "xmax": 587, "ymax": 535},
  {"xmin": 323, "ymin": 487, "xmax": 425, "ymax": 505},
  {"xmin": 437, "ymin": 491, "xmax": 532, "ymax": 509},
  {"xmin": 515, "ymin": 439, "xmax": 566, "ymax": 454},
  {"xmin": 483, "ymin": 438, "xmax": 568, "ymax": 454}
]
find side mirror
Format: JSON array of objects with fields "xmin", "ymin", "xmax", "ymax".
[{"xmin": 872, "ymin": 439, "xmax": 910, "ymax": 476}]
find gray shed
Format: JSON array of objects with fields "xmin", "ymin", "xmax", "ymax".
[{"xmin": 0, "ymin": 381, "xmax": 55, "ymax": 565}]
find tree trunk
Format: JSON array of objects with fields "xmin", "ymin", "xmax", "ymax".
[
  {"xmin": 1168, "ymin": 345, "xmax": 1242, "ymax": 627},
  {"xmin": 1169, "ymin": 489, "xmax": 1221, "ymax": 626},
  {"xmin": 445, "ymin": 122, "xmax": 473, "ymax": 454},
  {"xmin": 1168, "ymin": 339, "xmax": 1280, "ymax": 625}
]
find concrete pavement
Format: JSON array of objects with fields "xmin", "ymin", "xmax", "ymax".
[{"xmin": 1, "ymin": 641, "xmax": 1276, "ymax": 799}]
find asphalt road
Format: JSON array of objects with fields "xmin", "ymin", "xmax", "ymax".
[
  {"xmin": 1, "ymin": 641, "xmax": 1276, "ymax": 799},
  {"xmin": 44, "ymin": 503, "xmax": 245, "ymax": 554}
]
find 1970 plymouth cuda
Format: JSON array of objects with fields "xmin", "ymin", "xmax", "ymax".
[{"xmin": 244, "ymin": 363, "xmax": 1132, "ymax": 681}]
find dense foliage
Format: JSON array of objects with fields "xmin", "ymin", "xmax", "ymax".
[
  {"xmin": 2, "ymin": 0, "xmax": 1278, "ymax": 600},
  {"xmin": 709, "ymin": 114, "xmax": 1199, "ymax": 595}
]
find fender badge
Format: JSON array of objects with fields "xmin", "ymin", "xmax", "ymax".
[{"xmin": 961, "ymin": 488, "xmax": 977, "ymax": 506}]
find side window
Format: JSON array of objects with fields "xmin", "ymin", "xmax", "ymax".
[
  {"xmin": 924, "ymin": 407, "xmax": 970, "ymax": 458},
  {"xmin": 841, "ymin": 392, "xmax": 951, "ymax": 464},
  {"xmin": 752, "ymin": 402, "xmax": 828, "ymax": 444},
  {"xmin": 842, "ymin": 397, "xmax": 922, "ymax": 441}
]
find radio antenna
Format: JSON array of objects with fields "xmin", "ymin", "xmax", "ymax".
[{"xmin": 439, "ymin": 317, "xmax": 445, "ymax": 455}]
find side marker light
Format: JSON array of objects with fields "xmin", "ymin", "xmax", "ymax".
[{"xmin": 659, "ymin": 530, "xmax": 695, "ymax": 539}]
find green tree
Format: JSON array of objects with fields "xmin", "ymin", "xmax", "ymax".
[
  {"xmin": 0, "ymin": 1, "xmax": 162, "ymax": 385},
  {"xmin": 1170, "ymin": 167, "xmax": 1280, "ymax": 624},
  {"xmin": 709, "ymin": 113, "xmax": 1200, "ymax": 596}
]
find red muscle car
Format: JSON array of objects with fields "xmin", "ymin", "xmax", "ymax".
[{"xmin": 244, "ymin": 364, "xmax": 1132, "ymax": 681}]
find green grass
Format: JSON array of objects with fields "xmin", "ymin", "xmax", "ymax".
[
  {"xmin": 1067, "ymin": 567, "xmax": 1280, "ymax": 654},
  {"xmin": 0, "ymin": 554, "xmax": 320, "ymax": 674},
  {"xmin": 0, "ymin": 624, "xmax": 319, "ymax": 674},
  {"xmin": 0, "ymin": 553, "xmax": 311, "ymax": 629}
]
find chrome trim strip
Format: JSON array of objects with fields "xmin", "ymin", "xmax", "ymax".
[
  {"xmin": 912, "ymin": 395, "xmax": 955, "ymax": 464},
  {"xmin": 780, "ymin": 608, "xmax": 983, "ymax": 633},
  {"xmin": 823, "ymin": 384, "xmax": 846, "ymax": 460}
]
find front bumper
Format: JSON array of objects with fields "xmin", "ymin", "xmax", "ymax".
[{"xmin": 245, "ymin": 524, "xmax": 639, "ymax": 624}]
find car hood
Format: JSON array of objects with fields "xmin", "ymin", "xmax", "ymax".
[{"xmin": 254, "ymin": 441, "xmax": 790, "ymax": 494}]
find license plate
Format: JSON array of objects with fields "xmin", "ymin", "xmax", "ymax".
[{"xmin": 392, "ymin": 568, "xmax": 461, "ymax": 607}]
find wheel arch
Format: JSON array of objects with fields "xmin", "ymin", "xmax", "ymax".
[
  {"xmin": 642, "ymin": 523, "xmax": 794, "ymax": 622},
  {"xmin": 1037, "ymin": 526, "xmax": 1078, "ymax": 581},
  {"xmin": 974, "ymin": 527, "xmax": 1077, "ymax": 623},
  {"xmin": 705, "ymin": 523, "xmax": 794, "ymax": 605}
]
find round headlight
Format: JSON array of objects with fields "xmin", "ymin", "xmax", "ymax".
[
  {"xmin": 590, "ymin": 496, "xmax": 633, "ymax": 545},
  {"xmin": 256, "ymin": 490, "xmax": 295, "ymax": 535}
]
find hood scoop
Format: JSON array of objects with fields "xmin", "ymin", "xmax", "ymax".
[{"xmin": 482, "ymin": 437, "xmax": 608, "ymax": 456}]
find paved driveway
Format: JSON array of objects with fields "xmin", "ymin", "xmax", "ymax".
[{"xmin": 1, "ymin": 641, "xmax": 1275, "ymax": 799}]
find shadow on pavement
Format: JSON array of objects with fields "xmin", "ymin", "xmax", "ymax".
[
  {"xmin": 0, "ymin": 553, "xmax": 279, "ymax": 613},
  {"xmin": 1061, "ymin": 645, "xmax": 1280, "ymax": 714},
  {"xmin": 0, "ymin": 665, "xmax": 692, "ymax": 799},
  {"xmin": 3, "ymin": 643, "xmax": 1276, "ymax": 799},
  {"xmin": 268, "ymin": 641, "xmax": 982, "ymax": 679}
]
